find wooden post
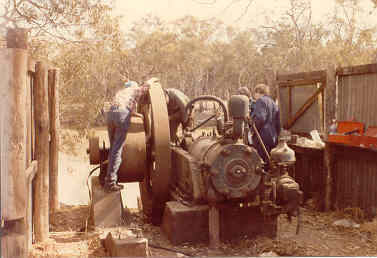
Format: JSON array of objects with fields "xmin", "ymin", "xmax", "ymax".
[
  {"xmin": 48, "ymin": 69, "xmax": 60, "ymax": 220},
  {"xmin": 33, "ymin": 61, "xmax": 50, "ymax": 242},
  {"xmin": 323, "ymin": 143, "xmax": 333, "ymax": 211},
  {"xmin": 1, "ymin": 28, "xmax": 28, "ymax": 258},
  {"xmin": 208, "ymin": 205, "xmax": 220, "ymax": 249},
  {"xmin": 323, "ymin": 66, "xmax": 337, "ymax": 211},
  {"xmin": 324, "ymin": 66, "xmax": 337, "ymax": 136}
]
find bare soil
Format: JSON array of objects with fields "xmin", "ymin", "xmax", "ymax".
[{"xmin": 29, "ymin": 129, "xmax": 377, "ymax": 257}]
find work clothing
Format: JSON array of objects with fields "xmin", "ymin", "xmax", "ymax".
[
  {"xmin": 165, "ymin": 88, "xmax": 190, "ymax": 143},
  {"xmin": 251, "ymin": 95, "xmax": 281, "ymax": 164},
  {"xmin": 105, "ymin": 84, "xmax": 150, "ymax": 189},
  {"xmin": 105, "ymin": 107, "xmax": 132, "ymax": 186}
]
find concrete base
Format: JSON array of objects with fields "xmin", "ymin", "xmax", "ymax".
[
  {"xmin": 162, "ymin": 201, "xmax": 209, "ymax": 245},
  {"xmin": 104, "ymin": 232, "xmax": 149, "ymax": 257},
  {"xmin": 162, "ymin": 201, "xmax": 277, "ymax": 245},
  {"xmin": 90, "ymin": 176, "xmax": 123, "ymax": 228}
]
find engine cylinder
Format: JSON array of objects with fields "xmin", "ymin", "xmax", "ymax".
[
  {"xmin": 188, "ymin": 137, "xmax": 263, "ymax": 199},
  {"xmin": 228, "ymin": 95, "xmax": 249, "ymax": 140}
]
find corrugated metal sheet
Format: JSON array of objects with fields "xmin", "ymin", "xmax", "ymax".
[
  {"xmin": 279, "ymin": 84, "xmax": 322, "ymax": 133},
  {"xmin": 332, "ymin": 144, "xmax": 377, "ymax": 216},
  {"xmin": 289, "ymin": 145, "xmax": 324, "ymax": 203},
  {"xmin": 338, "ymin": 73, "xmax": 377, "ymax": 128}
]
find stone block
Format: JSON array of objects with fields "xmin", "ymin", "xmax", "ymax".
[
  {"xmin": 90, "ymin": 176, "xmax": 123, "ymax": 228},
  {"xmin": 105, "ymin": 232, "xmax": 149, "ymax": 257}
]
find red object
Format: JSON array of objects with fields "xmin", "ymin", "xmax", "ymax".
[
  {"xmin": 337, "ymin": 121, "xmax": 364, "ymax": 135},
  {"xmin": 328, "ymin": 121, "xmax": 377, "ymax": 148},
  {"xmin": 365, "ymin": 126, "xmax": 377, "ymax": 137}
]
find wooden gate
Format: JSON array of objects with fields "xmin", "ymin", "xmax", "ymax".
[{"xmin": 277, "ymin": 70, "xmax": 327, "ymax": 134}]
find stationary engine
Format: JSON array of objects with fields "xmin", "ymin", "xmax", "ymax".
[{"xmin": 87, "ymin": 83, "xmax": 302, "ymax": 245}]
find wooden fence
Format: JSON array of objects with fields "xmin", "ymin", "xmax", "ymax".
[
  {"xmin": 278, "ymin": 63, "xmax": 377, "ymax": 213},
  {"xmin": 0, "ymin": 28, "xmax": 60, "ymax": 258}
]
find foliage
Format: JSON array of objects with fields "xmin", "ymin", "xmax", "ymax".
[
  {"xmin": 3, "ymin": 0, "xmax": 376, "ymax": 129},
  {"xmin": 0, "ymin": 0, "xmax": 114, "ymax": 41}
]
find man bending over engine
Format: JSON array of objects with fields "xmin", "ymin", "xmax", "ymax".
[
  {"xmin": 164, "ymin": 88, "xmax": 190, "ymax": 143},
  {"xmin": 104, "ymin": 78, "xmax": 158, "ymax": 192}
]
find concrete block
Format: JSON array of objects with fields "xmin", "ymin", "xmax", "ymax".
[
  {"xmin": 90, "ymin": 176, "xmax": 123, "ymax": 228},
  {"xmin": 162, "ymin": 201, "xmax": 278, "ymax": 245},
  {"xmin": 162, "ymin": 201, "xmax": 209, "ymax": 245},
  {"xmin": 105, "ymin": 232, "xmax": 149, "ymax": 257}
]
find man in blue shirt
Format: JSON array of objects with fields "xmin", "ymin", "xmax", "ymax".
[{"xmin": 251, "ymin": 84, "xmax": 281, "ymax": 165}]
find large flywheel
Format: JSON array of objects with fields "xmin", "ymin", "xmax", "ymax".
[
  {"xmin": 147, "ymin": 83, "xmax": 172, "ymax": 201},
  {"xmin": 138, "ymin": 82, "xmax": 171, "ymax": 225}
]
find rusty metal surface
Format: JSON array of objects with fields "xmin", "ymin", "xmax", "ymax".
[
  {"xmin": 171, "ymin": 146, "xmax": 206, "ymax": 203},
  {"xmin": 331, "ymin": 144, "xmax": 377, "ymax": 214},
  {"xmin": 289, "ymin": 144, "xmax": 324, "ymax": 204},
  {"xmin": 279, "ymin": 84, "xmax": 322, "ymax": 133},
  {"xmin": 118, "ymin": 116, "xmax": 147, "ymax": 182},
  {"xmin": 337, "ymin": 72, "xmax": 377, "ymax": 128},
  {"xmin": 148, "ymin": 84, "xmax": 172, "ymax": 202}
]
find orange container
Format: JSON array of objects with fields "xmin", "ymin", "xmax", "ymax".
[
  {"xmin": 365, "ymin": 126, "xmax": 377, "ymax": 137},
  {"xmin": 337, "ymin": 121, "xmax": 364, "ymax": 135}
]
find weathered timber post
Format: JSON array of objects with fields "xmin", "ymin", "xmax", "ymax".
[
  {"xmin": 33, "ymin": 61, "xmax": 50, "ymax": 242},
  {"xmin": 48, "ymin": 69, "xmax": 60, "ymax": 222},
  {"xmin": 208, "ymin": 205, "xmax": 220, "ymax": 249},
  {"xmin": 0, "ymin": 28, "xmax": 28, "ymax": 258},
  {"xmin": 323, "ymin": 65, "xmax": 337, "ymax": 211}
]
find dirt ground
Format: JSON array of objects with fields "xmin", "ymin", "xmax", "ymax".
[{"xmin": 29, "ymin": 129, "xmax": 377, "ymax": 257}]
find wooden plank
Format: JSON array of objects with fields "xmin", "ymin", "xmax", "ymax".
[
  {"xmin": 277, "ymin": 70, "xmax": 326, "ymax": 83},
  {"xmin": 285, "ymin": 84, "xmax": 325, "ymax": 129},
  {"xmin": 336, "ymin": 63, "xmax": 377, "ymax": 76},
  {"xmin": 278, "ymin": 78, "xmax": 325, "ymax": 87},
  {"xmin": 33, "ymin": 61, "xmax": 50, "ymax": 242},
  {"xmin": 48, "ymin": 69, "xmax": 60, "ymax": 217}
]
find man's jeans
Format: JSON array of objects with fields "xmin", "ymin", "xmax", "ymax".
[{"xmin": 105, "ymin": 108, "xmax": 131, "ymax": 186}]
